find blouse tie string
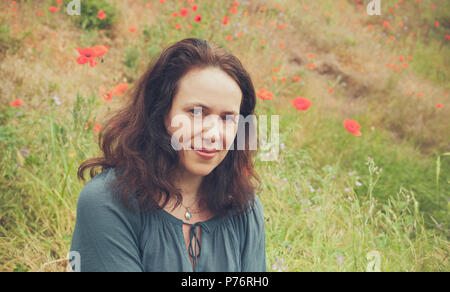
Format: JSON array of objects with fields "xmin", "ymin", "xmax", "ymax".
[{"xmin": 184, "ymin": 222, "xmax": 202, "ymax": 272}]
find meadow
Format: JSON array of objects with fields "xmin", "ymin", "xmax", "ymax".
[{"xmin": 0, "ymin": 0, "xmax": 449, "ymax": 271}]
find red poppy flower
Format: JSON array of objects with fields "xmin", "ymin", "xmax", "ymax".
[
  {"xmin": 306, "ymin": 63, "xmax": 316, "ymax": 70},
  {"xmin": 343, "ymin": 119, "xmax": 362, "ymax": 136},
  {"xmin": 49, "ymin": 6, "xmax": 58, "ymax": 13},
  {"xmin": 10, "ymin": 99, "xmax": 23, "ymax": 107},
  {"xmin": 291, "ymin": 97, "xmax": 311, "ymax": 111},
  {"xmin": 93, "ymin": 121, "xmax": 102, "ymax": 133},
  {"xmin": 192, "ymin": 5, "xmax": 197, "ymax": 12},
  {"xmin": 85, "ymin": 120, "xmax": 102, "ymax": 133},
  {"xmin": 76, "ymin": 46, "xmax": 107, "ymax": 67},
  {"xmin": 257, "ymin": 88, "xmax": 275, "ymax": 100},
  {"xmin": 436, "ymin": 103, "xmax": 443, "ymax": 108},
  {"xmin": 293, "ymin": 76, "xmax": 301, "ymax": 82},
  {"xmin": 222, "ymin": 16, "xmax": 229, "ymax": 25},
  {"xmin": 194, "ymin": 15, "xmax": 201, "ymax": 22},
  {"xmin": 180, "ymin": 8, "xmax": 189, "ymax": 17},
  {"xmin": 98, "ymin": 10, "xmax": 107, "ymax": 20},
  {"xmin": 112, "ymin": 83, "xmax": 128, "ymax": 96},
  {"xmin": 100, "ymin": 87, "xmax": 113, "ymax": 102},
  {"xmin": 92, "ymin": 45, "xmax": 108, "ymax": 58}
]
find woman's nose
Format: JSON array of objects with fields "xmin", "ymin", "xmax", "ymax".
[{"xmin": 202, "ymin": 116, "xmax": 222, "ymax": 145}]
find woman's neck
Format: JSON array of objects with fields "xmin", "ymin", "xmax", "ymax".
[
  {"xmin": 171, "ymin": 166, "xmax": 204, "ymax": 207},
  {"xmin": 160, "ymin": 167, "xmax": 214, "ymax": 220}
]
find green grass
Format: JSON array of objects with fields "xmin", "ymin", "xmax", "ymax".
[
  {"xmin": 0, "ymin": 0, "xmax": 449, "ymax": 272},
  {"xmin": 258, "ymin": 146, "xmax": 448, "ymax": 271},
  {"xmin": 274, "ymin": 99, "xmax": 450, "ymax": 233},
  {"xmin": 411, "ymin": 40, "xmax": 449, "ymax": 86}
]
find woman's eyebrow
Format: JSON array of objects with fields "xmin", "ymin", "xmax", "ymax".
[{"xmin": 186, "ymin": 102, "xmax": 239, "ymax": 115}]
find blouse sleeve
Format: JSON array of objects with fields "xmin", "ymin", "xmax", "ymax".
[
  {"xmin": 240, "ymin": 195, "xmax": 267, "ymax": 272},
  {"xmin": 69, "ymin": 172, "xmax": 144, "ymax": 272}
]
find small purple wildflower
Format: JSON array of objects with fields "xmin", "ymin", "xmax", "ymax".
[
  {"xmin": 337, "ymin": 255, "xmax": 345, "ymax": 266},
  {"xmin": 19, "ymin": 146, "xmax": 30, "ymax": 157}
]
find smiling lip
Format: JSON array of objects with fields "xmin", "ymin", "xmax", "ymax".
[
  {"xmin": 194, "ymin": 148, "xmax": 217, "ymax": 159},
  {"xmin": 199, "ymin": 147, "xmax": 217, "ymax": 153}
]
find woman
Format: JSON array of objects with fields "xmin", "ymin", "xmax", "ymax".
[{"xmin": 70, "ymin": 38, "xmax": 266, "ymax": 272}]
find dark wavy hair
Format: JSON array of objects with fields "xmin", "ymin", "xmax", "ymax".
[{"xmin": 77, "ymin": 38, "xmax": 261, "ymax": 217}]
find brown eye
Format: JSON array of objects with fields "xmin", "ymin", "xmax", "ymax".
[
  {"xmin": 189, "ymin": 108, "xmax": 202, "ymax": 116},
  {"xmin": 223, "ymin": 115, "xmax": 236, "ymax": 123}
]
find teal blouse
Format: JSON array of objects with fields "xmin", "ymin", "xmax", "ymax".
[{"xmin": 69, "ymin": 168, "xmax": 267, "ymax": 272}]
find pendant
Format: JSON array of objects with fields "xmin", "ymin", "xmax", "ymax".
[{"xmin": 185, "ymin": 208, "xmax": 192, "ymax": 220}]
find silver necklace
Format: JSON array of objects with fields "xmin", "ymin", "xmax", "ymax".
[{"xmin": 181, "ymin": 198, "xmax": 201, "ymax": 221}]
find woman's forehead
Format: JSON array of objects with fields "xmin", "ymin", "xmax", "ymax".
[{"xmin": 175, "ymin": 68, "xmax": 242, "ymax": 110}]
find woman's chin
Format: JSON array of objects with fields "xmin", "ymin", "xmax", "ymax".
[{"xmin": 186, "ymin": 164, "xmax": 215, "ymax": 176}]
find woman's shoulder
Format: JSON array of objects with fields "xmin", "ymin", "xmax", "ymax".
[
  {"xmin": 77, "ymin": 168, "xmax": 117, "ymax": 205},
  {"xmin": 76, "ymin": 167, "xmax": 140, "ymax": 216},
  {"xmin": 247, "ymin": 194, "xmax": 264, "ymax": 223},
  {"xmin": 227, "ymin": 194, "xmax": 265, "ymax": 228}
]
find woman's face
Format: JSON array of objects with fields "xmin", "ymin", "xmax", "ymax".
[{"xmin": 165, "ymin": 67, "xmax": 242, "ymax": 177}]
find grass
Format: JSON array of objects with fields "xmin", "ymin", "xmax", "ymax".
[
  {"xmin": 260, "ymin": 153, "xmax": 448, "ymax": 271},
  {"xmin": 0, "ymin": 0, "xmax": 449, "ymax": 271}
]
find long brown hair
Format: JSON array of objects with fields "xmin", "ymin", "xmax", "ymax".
[{"xmin": 77, "ymin": 38, "xmax": 261, "ymax": 217}]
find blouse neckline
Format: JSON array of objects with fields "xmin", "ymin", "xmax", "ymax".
[{"xmin": 157, "ymin": 207, "xmax": 226, "ymax": 232}]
